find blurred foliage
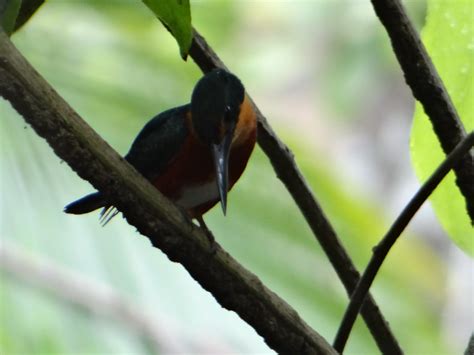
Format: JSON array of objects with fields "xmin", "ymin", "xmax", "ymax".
[
  {"xmin": 0, "ymin": 0, "xmax": 465, "ymax": 354},
  {"xmin": 0, "ymin": 0, "xmax": 21, "ymax": 35},
  {"xmin": 411, "ymin": 0, "xmax": 474, "ymax": 256},
  {"xmin": 142, "ymin": 0, "xmax": 192, "ymax": 59}
]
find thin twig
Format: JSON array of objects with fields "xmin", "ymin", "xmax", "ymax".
[
  {"xmin": 190, "ymin": 29, "xmax": 402, "ymax": 354},
  {"xmin": 370, "ymin": 0, "xmax": 474, "ymax": 223},
  {"xmin": 333, "ymin": 131, "xmax": 474, "ymax": 352},
  {"xmin": 0, "ymin": 29, "xmax": 336, "ymax": 355}
]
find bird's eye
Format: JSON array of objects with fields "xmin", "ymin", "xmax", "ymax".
[{"xmin": 224, "ymin": 105, "xmax": 233, "ymax": 122}]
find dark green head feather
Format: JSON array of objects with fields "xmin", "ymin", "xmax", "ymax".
[{"xmin": 191, "ymin": 69, "xmax": 245, "ymax": 145}]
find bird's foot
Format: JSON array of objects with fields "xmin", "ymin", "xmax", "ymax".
[
  {"xmin": 196, "ymin": 215, "xmax": 217, "ymax": 255},
  {"xmin": 203, "ymin": 228, "xmax": 218, "ymax": 255}
]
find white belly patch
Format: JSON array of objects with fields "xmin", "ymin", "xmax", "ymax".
[{"xmin": 175, "ymin": 180, "xmax": 219, "ymax": 209}]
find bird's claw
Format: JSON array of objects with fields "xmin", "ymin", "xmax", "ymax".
[
  {"xmin": 203, "ymin": 228, "xmax": 217, "ymax": 255},
  {"xmin": 196, "ymin": 215, "xmax": 218, "ymax": 255}
]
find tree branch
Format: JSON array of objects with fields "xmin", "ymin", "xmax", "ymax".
[
  {"xmin": 333, "ymin": 131, "xmax": 474, "ymax": 352},
  {"xmin": 190, "ymin": 29, "xmax": 402, "ymax": 354},
  {"xmin": 370, "ymin": 0, "xmax": 474, "ymax": 223},
  {"xmin": 0, "ymin": 30, "xmax": 336, "ymax": 355},
  {"xmin": 465, "ymin": 333, "xmax": 474, "ymax": 355}
]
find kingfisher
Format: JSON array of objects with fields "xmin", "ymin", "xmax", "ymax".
[{"xmin": 65, "ymin": 69, "xmax": 257, "ymax": 233}]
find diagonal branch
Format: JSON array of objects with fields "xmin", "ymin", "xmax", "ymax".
[
  {"xmin": 333, "ymin": 131, "xmax": 474, "ymax": 352},
  {"xmin": 190, "ymin": 29, "xmax": 403, "ymax": 354},
  {"xmin": 0, "ymin": 30, "xmax": 336, "ymax": 355},
  {"xmin": 370, "ymin": 0, "xmax": 474, "ymax": 223}
]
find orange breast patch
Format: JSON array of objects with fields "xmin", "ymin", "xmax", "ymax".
[{"xmin": 152, "ymin": 94, "xmax": 257, "ymax": 218}]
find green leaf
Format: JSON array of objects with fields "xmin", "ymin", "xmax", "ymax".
[
  {"xmin": 0, "ymin": 0, "xmax": 22, "ymax": 35},
  {"xmin": 142, "ymin": 0, "xmax": 192, "ymax": 59},
  {"xmin": 411, "ymin": 0, "xmax": 474, "ymax": 256}
]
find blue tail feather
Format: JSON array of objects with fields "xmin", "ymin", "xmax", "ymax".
[{"xmin": 64, "ymin": 192, "xmax": 105, "ymax": 215}]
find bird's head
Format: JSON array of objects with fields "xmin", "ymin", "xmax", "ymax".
[{"xmin": 190, "ymin": 69, "xmax": 245, "ymax": 215}]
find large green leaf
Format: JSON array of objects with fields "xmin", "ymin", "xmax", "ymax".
[
  {"xmin": 0, "ymin": 0, "xmax": 21, "ymax": 35},
  {"xmin": 411, "ymin": 0, "xmax": 474, "ymax": 256},
  {"xmin": 142, "ymin": 0, "xmax": 192, "ymax": 59}
]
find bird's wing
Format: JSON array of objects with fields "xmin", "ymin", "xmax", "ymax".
[{"xmin": 125, "ymin": 104, "xmax": 190, "ymax": 179}]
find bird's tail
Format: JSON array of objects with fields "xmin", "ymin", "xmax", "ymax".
[{"xmin": 64, "ymin": 192, "xmax": 106, "ymax": 215}]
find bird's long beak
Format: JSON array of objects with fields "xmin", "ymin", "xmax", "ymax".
[{"xmin": 212, "ymin": 128, "xmax": 234, "ymax": 215}]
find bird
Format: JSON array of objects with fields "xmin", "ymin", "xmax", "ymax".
[{"xmin": 64, "ymin": 69, "xmax": 257, "ymax": 234}]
